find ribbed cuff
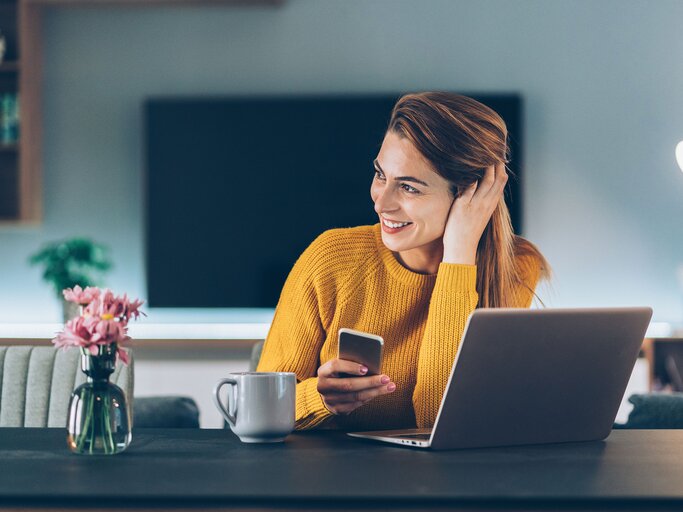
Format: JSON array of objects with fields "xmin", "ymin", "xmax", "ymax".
[
  {"xmin": 436, "ymin": 263, "xmax": 477, "ymax": 291},
  {"xmin": 295, "ymin": 377, "xmax": 334, "ymax": 430}
]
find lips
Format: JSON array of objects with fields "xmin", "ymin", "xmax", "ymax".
[
  {"xmin": 382, "ymin": 218, "xmax": 412, "ymax": 229},
  {"xmin": 381, "ymin": 217, "xmax": 413, "ymax": 234}
]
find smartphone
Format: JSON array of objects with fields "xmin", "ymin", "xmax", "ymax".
[{"xmin": 338, "ymin": 328, "xmax": 384, "ymax": 376}]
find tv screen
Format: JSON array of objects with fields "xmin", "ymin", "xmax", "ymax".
[{"xmin": 145, "ymin": 93, "xmax": 523, "ymax": 308}]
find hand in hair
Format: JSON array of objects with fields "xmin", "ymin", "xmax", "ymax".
[
  {"xmin": 442, "ymin": 162, "xmax": 508, "ymax": 265},
  {"xmin": 317, "ymin": 358, "xmax": 396, "ymax": 415}
]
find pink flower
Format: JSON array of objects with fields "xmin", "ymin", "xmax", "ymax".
[
  {"xmin": 117, "ymin": 346, "xmax": 130, "ymax": 365},
  {"xmin": 99, "ymin": 289, "xmax": 122, "ymax": 318},
  {"xmin": 89, "ymin": 317, "xmax": 127, "ymax": 344},
  {"xmin": 125, "ymin": 297, "xmax": 146, "ymax": 320},
  {"xmin": 81, "ymin": 289, "xmax": 145, "ymax": 323},
  {"xmin": 52, "ymin": 286, "xmax": 144, "ymax": 366},
  {"xmin": 63, "ymin": 285, "xmax": 101, "ymax": 305},
  {"xmin": 53, "ymin": 316, "xmax": 94, "ymax": 349}
]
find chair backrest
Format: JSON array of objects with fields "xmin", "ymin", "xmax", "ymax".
[
  {"xmin": 0, "ymin": 345, "xmax": 134, "ymax": 427},
  {"xmin": 250, "ymin": 340, "xmax": 265, "ymax": 372}
]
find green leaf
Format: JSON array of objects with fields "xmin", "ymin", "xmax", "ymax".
[{"xmin": 27, "ymin": 237, "xmax": 113, "ymax": 297}]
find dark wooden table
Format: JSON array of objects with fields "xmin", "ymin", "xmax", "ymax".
[{"xmin": 2, "ymin": 428, "xmax": 683, "ymax": 511}]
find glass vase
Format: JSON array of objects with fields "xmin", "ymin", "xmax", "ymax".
[{"xmin": 67, "ymin": 344, "xmax": 132, "ymax": 455}]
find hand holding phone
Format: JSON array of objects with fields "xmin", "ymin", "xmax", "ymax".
[{"xmin": 315, "ymin": 328, "xmax": 395, "ymax": 416}]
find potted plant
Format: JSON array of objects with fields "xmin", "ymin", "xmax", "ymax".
[{"xmin": 28, "ymin": 238, "xmax": 113, "ymax": 321}]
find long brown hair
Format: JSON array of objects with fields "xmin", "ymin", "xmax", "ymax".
[{"xmin": 387, "ymin": 91, "xmax": 550, "ymax": 307}]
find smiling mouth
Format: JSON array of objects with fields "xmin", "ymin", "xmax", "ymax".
[{"xmin": 382, "ymin": 218, "xmax": 412, "ymax": 229}]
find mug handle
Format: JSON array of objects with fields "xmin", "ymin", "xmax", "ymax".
[{"xmin": 213, "ymin": 377, "xmax": 238, "ymax": 427}]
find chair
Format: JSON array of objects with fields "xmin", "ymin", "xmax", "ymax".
[
  {"xmin": 133, "ymin": 395, "xmax": 200, "ymax": 428},
  {"xmin": 250, "ymin": 340, "xmax": 265, "ymax": 372},
  {"xmin": 615, "ymin": 393, "xmax": 683, "ymax": 429},
  {"xmin": 0, "ymin": 345, "xmax": 201, "ymax": 428},
  {"xmin": 0, "ymin": 345, "xmax": 133, "ymax": 428}
]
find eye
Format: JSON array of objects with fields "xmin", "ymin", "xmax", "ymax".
[
  {"xmin": 401, "ymin": 183, "xmax": 420, "ymax": 194},
  {"xmin": 374, "ymin": 169, "xmax": 386, "ymax": 181}
]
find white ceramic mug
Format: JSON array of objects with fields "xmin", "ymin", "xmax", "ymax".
[{"xmin": 213, "ymin": 372, "xmax": 296, "ymax": 443}]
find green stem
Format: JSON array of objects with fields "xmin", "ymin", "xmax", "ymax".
[
  {"xmin": 76, "ymin": 389, "xmax": 92, "ymax": 453},
  {"xmin": 103, "ymin": 393, "xmax": 113, "ymax": 454},
  {"xmin": 88, "ymin": 389, "xmax": 95, "ymax": 454},
  {"xmin": 88, "ymin": 388, "xmax": 97, "ymax": 453}
]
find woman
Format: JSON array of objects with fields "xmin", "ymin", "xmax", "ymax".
[{"xmin": 257, "ymin": 91, "xmax": 550, "ymax": 431}]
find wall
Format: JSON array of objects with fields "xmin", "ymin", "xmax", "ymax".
[
  {"xmin": 2, "ymin": 0, "xmax": 682, "ymax": 323},
  {"xmin": 134, "ymin": 343, "xmax": 254, "ymax": 428}
]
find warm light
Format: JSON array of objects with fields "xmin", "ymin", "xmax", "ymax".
[{"xmin": 676, "ymin": 140, "xmax": 683, "ymax": 173}]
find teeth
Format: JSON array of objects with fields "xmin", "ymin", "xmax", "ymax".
[{"xmin": 383, "ymin": 219, "xmax": 411, "ymax": 229}]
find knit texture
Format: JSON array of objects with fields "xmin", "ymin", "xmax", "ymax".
[{"xmin": 257, "ymin": 224, "xmax": 541, "ymax": 431}]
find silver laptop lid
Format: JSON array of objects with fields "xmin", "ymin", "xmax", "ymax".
[{"xmin": 430, "ymin": 307, "xmax": 652, "ymax": 450}]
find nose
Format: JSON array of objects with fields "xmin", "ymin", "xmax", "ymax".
[{"xmin": 373, "ymin": 184, "xmax": 399, "ymax": 215}]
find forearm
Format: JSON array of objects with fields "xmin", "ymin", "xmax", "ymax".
[
  {"xmin": 294, "ymin": 377, "xmax": 334, "ymax": 430},
  {"xmin": 412, "ymin": 263, "xmax": 478, "ymax": 428}
]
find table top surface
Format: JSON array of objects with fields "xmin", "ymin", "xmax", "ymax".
[{"xmin": 2, "ymin": 428, "xmax": 683, "ymax": 508}]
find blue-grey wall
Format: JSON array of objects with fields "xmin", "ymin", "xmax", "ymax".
[{"xmin": 2, "ymin": 0, "xmax": 683, "ymax": 323}]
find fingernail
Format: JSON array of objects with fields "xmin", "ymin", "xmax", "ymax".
[
  {"xmin": 387, "ymin": 383, "xmax": 396, "ymax": 392},
  {"xmin": 381, "ymin": 375, "xmax": 390, "ymax": 384},
  {"xmin": 359, "ymin": 366, "xmax": 368, "ymax": 374}
]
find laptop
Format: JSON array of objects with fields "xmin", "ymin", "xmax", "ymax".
[{"xmin": 348, "ymin": 307, "xmax": 652, "ymax": 450}]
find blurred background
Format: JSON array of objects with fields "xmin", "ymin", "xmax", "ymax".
[
  {"xmin": 2, "ymin": 0, "xmax": 682, "ymax": 323},
  {"xmin": 1, "ymin": 0, "xmax": 682, "ymax": 426}
]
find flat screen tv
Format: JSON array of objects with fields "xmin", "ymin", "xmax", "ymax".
[{"xmin": 145, "ymin": 93, "xmax": 523, "ymax": 308}]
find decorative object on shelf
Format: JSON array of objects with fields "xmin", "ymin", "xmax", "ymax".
[
  {"xmin": 54, "ymin": 286, "xmax": 145, "ymax": 455},
  {"xmin": 28, "ymin": 238, "xmax": 112, "ymax": 322}
]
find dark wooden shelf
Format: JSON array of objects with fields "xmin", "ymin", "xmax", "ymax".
[{"xmin": 0, "ymin": 0, "xmax": 284, "ymax": 224}]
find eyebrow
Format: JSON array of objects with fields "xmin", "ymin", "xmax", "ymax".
[{"xmin": 373, "ymin": 159, "xmax": 430, "ymax": 187}]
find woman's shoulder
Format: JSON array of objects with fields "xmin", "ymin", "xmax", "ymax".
[
  {"xmin": 296, "ymin": 224, "xmax": 378, "ymax": 272},
  {"xmin": 306, "ymin": 224, "xmax": 377, "ymax": 257},
  {"xmin": 292, "ymin": 225, "xmax": 379, "ymax": 301}
]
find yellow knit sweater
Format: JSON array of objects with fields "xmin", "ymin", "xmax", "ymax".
[{"xmin": 257, "ymin": 224, "xmax": 541, "ymax": 431}]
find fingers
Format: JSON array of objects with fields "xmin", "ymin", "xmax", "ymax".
[
  {"xmin": 460, "ymin": 181, "xmax": 477, "ymax": 202},
  {"xmin": 488, "ymin": 161, "xmax": 508, "ymax": 197},
  {"xmin": 317, "ymin": 358, "xmax": 368, "ymax": 379},
  {"xmin": 319, "ymin": 378, "xmax": 396, "ymax": 415},
  {"xmin": 318, "ymin": 372, "xmax": 392, "ymax": 394},
  {"xmin": 471, "ymin": 162, "xmax": 507, "ymax": 200},
  {"xmin": 489, "ymin": 162, "xmax": 508, "ymax": 192},
  {"xmin": 459, "ymin": 162, "xmax": 507, "ymax": 204},
  {"xmin": 481, "ymin": 163, "xmax": 496, "ymax": 190},
  {"xmin": 323, "ymin": 381, "xmax": 396, "ymax": 405},
  {"xmin": 317, "ymin": 358, "xmax": 397, "ymax": 416}
]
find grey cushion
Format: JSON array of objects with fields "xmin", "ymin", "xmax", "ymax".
[
  {"xmin": 250, "ymin": 340, "xmax": 264, "ymax": 372},
  {"xmin": 134, "ymin": 396, "xmax": 200, "ymax": 428},
  {"xmin": 615, "ymin": 393, "xmax": 683, "ymax": 429},
  {"xmin": 0, "ymin": 345, "xmax": 133, "ymax": 428}
]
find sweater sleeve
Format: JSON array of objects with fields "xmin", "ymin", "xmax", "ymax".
[
  {"xmin": 256, "ymin": 235, "xmax": 335, "ymax": 430},
  {"xmin": 412, "ymin": 255, "xmax": 542, "ymax": 428}
]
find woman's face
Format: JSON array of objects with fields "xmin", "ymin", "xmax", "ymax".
[{"xmin": 370, "ymin": 131, "xmax": 455, "ymax": 262}]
